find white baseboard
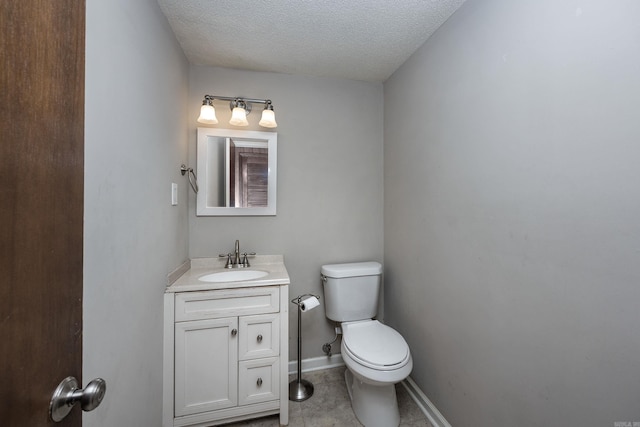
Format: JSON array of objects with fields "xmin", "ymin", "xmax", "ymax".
[
  {"xmin": 401, "ymin": 376, "xmax": 452, "ymax": 427},
  {"xmin": 289, "ymin": 355, "xmax": 450, "ymax": 427},
  {"xmin": 288, "ymin": 354, "xmax": 344, "ymax": 375}
]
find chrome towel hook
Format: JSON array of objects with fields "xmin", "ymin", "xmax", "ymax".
[{"xmin": 180, "ymin": 164, "xmax": 199, "ymax": 194}]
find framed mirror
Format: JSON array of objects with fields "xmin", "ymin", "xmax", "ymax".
[{"xmin": 196, "ymin": 128, "xmax": 277, "ymax": 216}]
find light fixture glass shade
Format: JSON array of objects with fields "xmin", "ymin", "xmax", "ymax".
[
  {"xmin": 259, "ymin": 108, "xmax": 277, "ymax": 128},
  {"xmin": 229, "ymin": 107, "xmax": 249, "ymax": 126},
  {"xmin": 197, "ymin": 104, "xmax": 218, "ymax": 124}
]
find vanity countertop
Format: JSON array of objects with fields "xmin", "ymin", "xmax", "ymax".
[{"xmin": 166, "ymin": 254, "xmax": 290, "ymax": 293}]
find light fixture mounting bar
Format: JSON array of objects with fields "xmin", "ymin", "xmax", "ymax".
[{"xmin": 203, "ymin": 95, "xmax": 272, "ymax": 106}]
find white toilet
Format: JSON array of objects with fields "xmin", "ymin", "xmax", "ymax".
[{"xmin": 321, "ymin": 261, "xmax": 413, "ymax": 427}]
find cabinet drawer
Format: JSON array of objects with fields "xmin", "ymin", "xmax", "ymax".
[
  {"xmin": 238, "ymin": 357, "xmax": 280, "ymax": 406},
  {"xmin": 239, "ymin": 314, "xmax": 280, "ymax": 360},
  {"xmin": 175, "ymin": 287, "xmax": 279, "ymax": 322}
]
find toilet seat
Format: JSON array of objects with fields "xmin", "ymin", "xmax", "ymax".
[{"xmin": 342, "ymin": 320, "xmax": 411, "ymax": 371}]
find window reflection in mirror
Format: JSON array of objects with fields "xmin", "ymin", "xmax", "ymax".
[{"xmin": 197, "ymin": 128, "xmax": 277, "ymax": 216}]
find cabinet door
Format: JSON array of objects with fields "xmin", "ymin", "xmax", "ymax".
[{"xmin": 175, "ymin": 317, "xmax": 238, "ymax": 417}]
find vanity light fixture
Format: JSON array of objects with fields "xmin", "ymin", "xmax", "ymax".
[
  {"xmin": 229, "ymin": 99, "xmax": 249, "ymax": 126},
  {"xmin": 197, "ymin": 97, "xmax": 218, "ymax": 124},
  {"xmin": 259, "ymin": 101, "xmax": 277, "ymax": 128},
  {"xmin": 197, "ymin": 95, "xmax": 278, "ymax": 128}
]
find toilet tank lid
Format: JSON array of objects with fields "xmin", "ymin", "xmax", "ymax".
[{"xmin": 321, "ymin": 261, "xmax": 382, "ymax": 278}]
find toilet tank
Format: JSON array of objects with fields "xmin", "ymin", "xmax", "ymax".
[{"xmin": 321, "ymin": 261, "xmax": 383, "ymax": 322}]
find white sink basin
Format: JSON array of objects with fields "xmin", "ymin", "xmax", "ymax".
[{"xmin": 199, "ymin": 270, "xmax": 269, "ymax": 283}]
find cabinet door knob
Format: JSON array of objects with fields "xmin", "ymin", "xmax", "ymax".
[
  {"xmin": 231, "ymin": 328, "xmax": 238, "ymax": 337},
  {"xmin": 257, "ymin": 334, "xmax": 263, "ymax": 343},
  {"xmin": 257, "ymin": 378, "xmax": 263, "ymax": 387}
]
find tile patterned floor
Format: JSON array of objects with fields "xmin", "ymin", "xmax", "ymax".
[{"xmin": 221, "ymin": 367, "xmax": 433, "ymax": 427}]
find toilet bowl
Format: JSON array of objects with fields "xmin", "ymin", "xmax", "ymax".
[
  {"xmin": 321, "ymin": 262, "xmax": 413, "ymax": 427},
  {"xmin": 341, "ymin": 320, "xmax": 413, "ymax": 385},
  {"xmin": 340, "ymin": 320, "xmax": 413, "ymax": 427}
]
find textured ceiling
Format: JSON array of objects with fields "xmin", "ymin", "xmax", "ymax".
[{"xmin": 157, "ymin": 0, "xmax": 467, "ymax": 82}]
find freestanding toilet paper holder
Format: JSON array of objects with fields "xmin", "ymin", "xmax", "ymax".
[{"xmin": 289, "ymin": 293, "xmax": 321, "ymax": 402}]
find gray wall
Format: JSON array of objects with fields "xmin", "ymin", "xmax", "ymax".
[
  {"xmin": 189, "ymin": 66, "xmax": 384, "ymax": 360},
  {"xmin": 384, "ymin": 1, "xmax": 640, "ymax": 426},
  {"xmin": 84, "ymin": 0, "xmax": 189, "ymax": 425}
]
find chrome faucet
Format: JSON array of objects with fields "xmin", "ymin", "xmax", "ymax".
[
  {"xmin": 219, "ymin": 240, "xmax": 255, "ymax": 268},
  {"xmin": 234, "ymin": 239, "xmax": 241, "ymax": 266}
]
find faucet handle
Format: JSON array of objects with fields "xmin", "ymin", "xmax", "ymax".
[
  {"xmin": 219, "ymin": 253, "xmax": 233, "ymax": 268},
  {"xmin": 241, "ymin": 253, "xmax": 257, "ymax": 267},
  {"xmin": 241, "ymin": 253, "xmax": 250, "ymax": 268}
]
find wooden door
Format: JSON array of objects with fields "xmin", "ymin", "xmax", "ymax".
[
  {"xmin": 0, "ymin": 1, "xmax": 85, "ymax": 426},
  {"xmin": 240, "ymin": 153, "xmax": 268, "ymax": 207},
  {"xmin": 231, "ymin": 148, "xmax": 268, "ymax": 207}
]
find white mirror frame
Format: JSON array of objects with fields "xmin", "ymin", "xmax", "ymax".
[{"xmin": 196, "ymin": 127, "xmax": 277, "ymax": 216}]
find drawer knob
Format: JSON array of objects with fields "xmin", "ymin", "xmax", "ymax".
[
  {"xmin": 257, "ymin": 334, "xmax": 263, "ymax": 343},
  {"xmin": 231, "ymin": 328, "xmax": 238, "ymax": 337},
  {"xmin": 257, "ymin": 378, "xmax": 263, "ymax": 387}
]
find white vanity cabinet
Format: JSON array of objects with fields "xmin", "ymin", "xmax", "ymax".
[{"xmin": 164, "ymin": 284, "xmax": 289, "ymax": 427}]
